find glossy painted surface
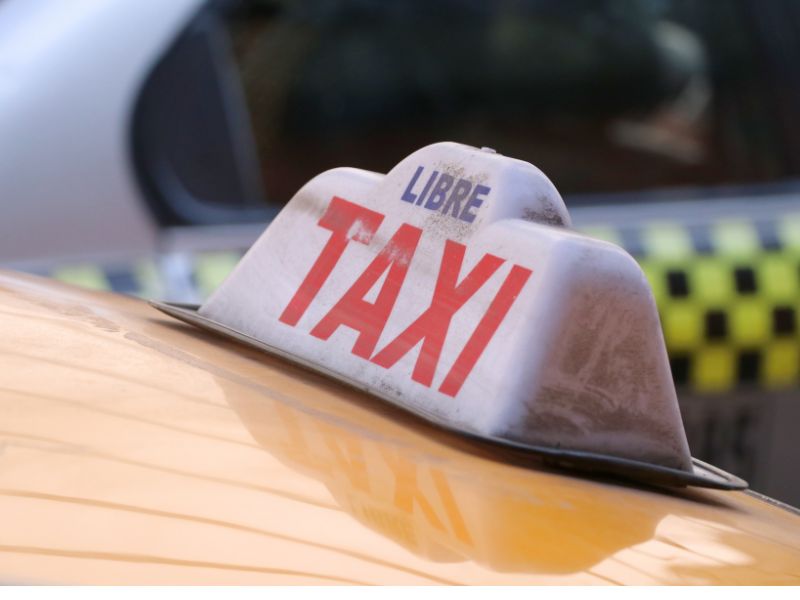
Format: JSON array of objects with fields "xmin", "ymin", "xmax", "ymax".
[{"xmin": 1, "ymin": 270, "xmax": 799, "ymax": 584}]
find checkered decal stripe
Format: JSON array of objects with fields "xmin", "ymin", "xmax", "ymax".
[
  {"xmin": 49, "ymin": 251, "xmax": 246, "ymax": 305},
  {"xmin": 580, "ymin": 216, "xmax": 800, "ymax": 393}
]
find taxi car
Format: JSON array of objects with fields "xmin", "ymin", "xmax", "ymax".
[
  {"xmin": 3, "ymin": 141, "xmax": 800, "ymax": 585},
  {"xmin": 2, "ymin": 267, "xmax": 800, "ymax": 584},
  {"xmin": 2, "ymin": 0, "xmax": 800, "ymax": 507}
]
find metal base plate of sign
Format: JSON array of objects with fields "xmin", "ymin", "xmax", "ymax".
[{"xmin": 151, "ymin": 300, "xmax": 748, "ymax": 491}]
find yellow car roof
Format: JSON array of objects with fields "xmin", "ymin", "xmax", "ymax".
[{"xmin": 1, "ymin": 270, "xmax": 799, "ymax": 584}]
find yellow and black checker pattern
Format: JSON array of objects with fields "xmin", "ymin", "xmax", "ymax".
[
  {"xmin": 580, "ymin": 215, "xmax": 800, "ymax": 394},
  {"xmin": 48, "ymin": 251, "xmax": 245, "ymax": 304}
]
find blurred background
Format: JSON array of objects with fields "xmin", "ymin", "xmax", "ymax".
[{"xmin": 2, "ymin": 0, "xmax": 800, "ymax": 503}]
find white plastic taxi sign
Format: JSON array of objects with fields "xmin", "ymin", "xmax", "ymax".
[{"xmin": 199, "ymin": 142, "xmax": 692, "ymax": 472}]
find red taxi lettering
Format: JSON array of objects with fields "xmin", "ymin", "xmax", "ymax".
[
  {"xmin": 439, "ymin": 264, "xmax": 532, "ymax": 397},
  {"xmin": 279, "ymin": 197, "xmax": 384, "ymax": 326},
  {"xmin": 371, "ymin": 240, "xmax": 505, "ymax": 387},
  {"xmin": 310, "ymin": 223, "xmax": 423, "ymax": 358},
  {"xmin": 281, "ymin": 197, "xmax": 533, "ymax": 396}
]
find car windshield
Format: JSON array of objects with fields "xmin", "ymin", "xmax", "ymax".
[{"xmin": 223, "ymin": 0, "xmax": 800, "ymax": 205}]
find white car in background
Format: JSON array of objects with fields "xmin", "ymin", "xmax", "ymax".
[{"xmin": 0, "ymin": 0, "xmax": 264, "ymax": 301}]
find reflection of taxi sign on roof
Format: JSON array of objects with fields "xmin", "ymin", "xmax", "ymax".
[{"xmin": 154, "ymin": 142, "xmax": 745, "ymax": 490}]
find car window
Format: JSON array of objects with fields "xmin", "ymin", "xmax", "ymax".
[
  {"xmin": 133, "ymin": 0, "xmax": 800, "ymax": 224},
  {"xmin": 223, "ymin": 0, "xmax": 800, "ymax": 205}
]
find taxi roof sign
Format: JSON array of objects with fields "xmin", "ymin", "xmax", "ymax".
[{"xmin": 154, "ymin": 142, "xmax": 746, "ymax": 489}]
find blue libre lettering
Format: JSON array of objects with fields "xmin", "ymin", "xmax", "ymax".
[
  {"xmin": 441, "ymin": 179, "xmax": 472, "ymax": 219},
  {"xmin": 401, "ymin": 166, "xmax": 424, "ymax": 203},
  {"xmin": 460, "ymin": 184, "xmax": 490, "ymax": 223},
  {"xmin": 425, "ymin": 173, "xmax": 454, "ymax": 211},
  {"xmin": 400, "ymin": 166, "xmax": 488, "ymax": 222},
  {"xmin": 416, "ymin": 170, "xmax": 439, "ymax": 206}
]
